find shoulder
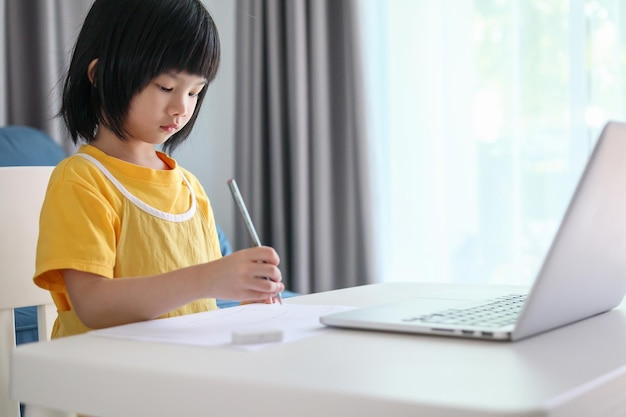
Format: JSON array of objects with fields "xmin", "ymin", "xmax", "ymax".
[
  {"xmin": 45, "ymin": 148, "xmax": 124, "ymax": 209},
  {"xmin": 50, "ymin": 152, "xmax": 107, "ymax": 189}
]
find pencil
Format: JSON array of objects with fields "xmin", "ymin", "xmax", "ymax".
[{"xmin": 227, "ymin": 178, "xmax": 283, "ymax": 304}]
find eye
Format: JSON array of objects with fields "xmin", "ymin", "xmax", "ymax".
[
  {"xmin": 189, "ymin": 85, "xmax": 206, "ymax": 97},
  {"xmin": 156, "ymin": 84, "xmax": 173, "ymax": 92}
]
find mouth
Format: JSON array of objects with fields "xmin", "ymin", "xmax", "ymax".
[{"xmin": 160, "ymin": 124, "xmax": 179, "ymax": 133}]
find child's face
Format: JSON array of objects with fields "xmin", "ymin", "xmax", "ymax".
[{"xmin": 125, "ymin": 71, "xmax": 207, "ymax": 145}]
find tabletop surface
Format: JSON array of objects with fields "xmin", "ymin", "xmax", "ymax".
[{"xmin": 11, "ymin": 282, "xmax": 626, "ymax": 417}]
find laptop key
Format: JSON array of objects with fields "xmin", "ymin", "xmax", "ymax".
[{"xmin": 413, "ymin": 294, "xmax": 527, "ymax": 328}]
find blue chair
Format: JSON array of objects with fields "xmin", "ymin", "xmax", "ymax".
[{"xmin": 0, "ymin": 126, "xmax": 66, "ymax": 168}]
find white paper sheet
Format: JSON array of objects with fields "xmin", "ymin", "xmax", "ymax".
[{"xmin": 91, "ymin": 303, "xmax": 354, "ymax": 350}]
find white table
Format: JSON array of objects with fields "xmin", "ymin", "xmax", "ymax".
[{"xmin": 11, "ymin": 282, "xmax": 626, "ymax": 417}]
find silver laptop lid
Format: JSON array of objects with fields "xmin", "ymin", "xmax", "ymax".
[
  {"xmin": 320, "ymin": 121, "xmax": 626, "ymax": 342},
  {"xmin": 512, "ymin": 121, "xmax": 626, "ymax": 340}
]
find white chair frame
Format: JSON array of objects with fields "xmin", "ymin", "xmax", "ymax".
[{"xmin": 0, "ymin": 166, "xmax": 70, "ymax": 417}]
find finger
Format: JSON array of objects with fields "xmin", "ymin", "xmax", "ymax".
[
  {"xmin": 239, "ymin": 297, "xmax": 275, "ymax": 305},
  {"xmin": 254, "ymin": 265, "xmax": 282, "ymax": 283},
  {"xmin": 241, "ymin": 289, "xmax": 277, "ymax": 301},
  {"xmin": 239, "ymin": 281, "xmax": 284, "ymax": 302},
  {"xmin": 248, "ymin": 246, "xmax": 280, "ymax": 265},
  {"xmin": 249, "ymin": 277, "xmax": 283, "ymax": 294}
]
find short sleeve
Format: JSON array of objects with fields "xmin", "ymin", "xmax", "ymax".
[{"xmin": 34, "ymin": 168, "xmax": 120, "ymax": 292}]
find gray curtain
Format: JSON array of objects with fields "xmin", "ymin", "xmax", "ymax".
[
  {"xmin": 0, "ymin": 0, "xmax": 91, "ymax": 153},
  {"xmin": 234, "ymin": 0, "xmax": 376, "ymax": 293}
]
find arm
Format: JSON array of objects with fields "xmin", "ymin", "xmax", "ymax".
[{"xmin": 64, "ymin": 246, "xmax": 284, "ymax": 329}]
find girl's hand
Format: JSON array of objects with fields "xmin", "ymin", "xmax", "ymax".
[
  {"xmin": 205, "ymin": 246, "xmax": 284, "ymax": 302},
  {"xmin": 239, "ymin": 294, "xmax": 282, "ymax": 305}
]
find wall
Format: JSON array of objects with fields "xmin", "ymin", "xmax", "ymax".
[{"xmin": 175, "ymin": 0, "xmax": 236, "ymax": 244}]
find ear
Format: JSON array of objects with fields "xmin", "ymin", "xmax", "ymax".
[{"xmin": 87, "ymin": 59, "xmax": 98, "ymax": 85}]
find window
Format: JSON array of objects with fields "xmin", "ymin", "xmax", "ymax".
[{"xmin": 361, "ymin": 0, "xmax": 626, "ymax": 284}]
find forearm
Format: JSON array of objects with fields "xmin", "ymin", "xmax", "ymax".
[
  {"xmin": 63, "ymin": 247, "xmax": 284, "ymax": 329},
  {"xmin": 64, "ymin": 264, "xmax": 210, "ymax": 329}
]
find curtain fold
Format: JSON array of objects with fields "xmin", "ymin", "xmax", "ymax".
[
  {"xmin": 0, "ymin": 0, "xmax": 6, "ymax": 124},
  {"xmin": 235, "ymin": 0, "xmax": 376, "ymax": 293},
  {"xmin": 1, "ymin": 0, "xmax": 90, "ymax": 152}
]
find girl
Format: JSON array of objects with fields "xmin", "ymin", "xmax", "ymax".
[{"xmin": 34, "ymin": 0, "xmax": 283, "ymax": 338}]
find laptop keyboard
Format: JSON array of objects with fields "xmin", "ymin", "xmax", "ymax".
[{"xmin": 403, "ymin": 294, "xmax": 527, "ymax": 328}]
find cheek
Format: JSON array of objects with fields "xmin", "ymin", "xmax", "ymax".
[
  {"xmin": 129, "ymin": 95, "xmax": 159, "ymax": 118},
  {"xmin": 187, "ymin": 98, "xmax": 199, "ymax": 116},
  {"xmin": 128, "ymin": 107, "xmax": 152, "ymax": 126}
]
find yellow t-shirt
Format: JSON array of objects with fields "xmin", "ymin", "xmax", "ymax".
[{"xmin": 34, "ymin": 144, "xmax": 220, "ymax": 338}]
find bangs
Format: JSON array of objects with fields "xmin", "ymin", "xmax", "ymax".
[{"xmin": 128, "ymin": 0, "xmax": 221, "ymax": 87}]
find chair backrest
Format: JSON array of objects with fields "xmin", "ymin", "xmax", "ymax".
[
  {"xmin": 0, "ymin": 166, "xmax": 57, "ymax": 417},
  {"xmin": 0, "ymin": 126, "xmax": 66, "ymax": 167}
]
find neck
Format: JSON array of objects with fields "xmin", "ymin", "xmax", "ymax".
[{"xmin": 91, "ymin": 129, "xmax": 169, "ymax": 170}]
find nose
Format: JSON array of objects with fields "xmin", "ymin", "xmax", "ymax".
[{"xmin": 168, "ymin": 94, "xmax": 190, "ymax": 117}]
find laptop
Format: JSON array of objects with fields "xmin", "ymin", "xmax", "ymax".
[{"xmin": 321, "ymin": 121, "xmax": 626, "ymax": 341}]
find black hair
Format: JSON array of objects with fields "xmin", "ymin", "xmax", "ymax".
[{"xmin": 60, "ymin": 0, "xmax": 220, "ymax": 154}]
